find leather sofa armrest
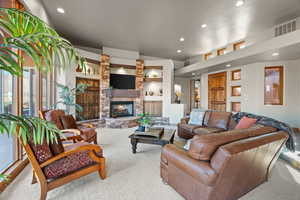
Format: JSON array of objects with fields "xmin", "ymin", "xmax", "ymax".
[
  {"xmin": 180, "ymin": 117, "xmax": 190, "ymax": 124},
  {"xmin": 162, "ymin": 144, "xmax": 218, "ymax": 186}
]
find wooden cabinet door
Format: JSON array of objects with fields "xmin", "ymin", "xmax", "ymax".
[
  {"xmin": 143, "ymin": 101, "xmax": 162, "ymax": 117},
  {"xmin": 208, "ymin": 72, "xmax": 227, "ymax": 111}
]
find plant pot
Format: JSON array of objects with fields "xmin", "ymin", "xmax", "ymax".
[{"xmin": 137, "ymin": 125, "xmax": 145, "ymax": 132}]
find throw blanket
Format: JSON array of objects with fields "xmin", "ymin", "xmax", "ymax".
[{"xmin": 232, "ymin": 112, "xmax": 296, "ymax": 152}]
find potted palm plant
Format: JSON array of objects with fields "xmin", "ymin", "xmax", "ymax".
[{"xmin": 0, "ymin": 8, "xmax": 86, "ymax": 180}]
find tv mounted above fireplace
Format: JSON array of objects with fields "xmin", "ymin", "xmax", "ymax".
[{"xmin": 110, "ymin": 74, "xmax": 136, "ymax": 89}]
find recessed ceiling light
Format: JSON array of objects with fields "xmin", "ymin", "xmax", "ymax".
[
  {"xmin": 179, "ymin": 37, "xmax": 185, "ymax": 42},
  {"xmin": 226, "ymin": 64, "xmax": 231, "ymax": 67},
  {"xmin": 192, "ymin": 73, "xmax": 196, "ymax": 76},
  {"xmin": 272, "ymin": 52, "xmax": 279, "ymax": 56},
  {"xmin": 177, "ymin": 49, "xmax": 182, "ymax": 53},
  {"xmin": 236, "ymin": 0, "xmax": 245, "ymax": 7},
  {"xmin": 201, "ymin": 24, "xmax": 207, "ymax": 28},
  {"xmin": 57, "ymin": 7, "xmax": 65, "ymax": 14}
]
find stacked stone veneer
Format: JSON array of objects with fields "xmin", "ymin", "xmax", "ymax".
[
  {"xmin": 135, "ymin": 59, "xmax": 144, "ymax": 116},
  {"xmin": 99, "ymin": 54, "xmax": 144, "ymax": 121},
  {"xmin": 99, "ymin": 54, "xmax": 110, "ymax": 120}
]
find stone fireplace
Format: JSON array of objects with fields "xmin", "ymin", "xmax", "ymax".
[
  {"xmin": 110, "ymin": 101, "xmax": 134, "ymax": 118},
  {"xmin": 99, "ymin": 54, "xmax": 144, "ymax": 122}
]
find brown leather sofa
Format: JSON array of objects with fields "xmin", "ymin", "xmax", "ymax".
[
  {"xmin": 161, "ymin": 124, "xmax": 289, "ymax": 200},
  {"xmin": 178, "ymin": 110, "xmax": 234, "ymax": 139}
]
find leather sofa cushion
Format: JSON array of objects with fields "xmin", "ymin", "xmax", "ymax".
[
  {"xmin": 193, "ymin": 127, "xmax": 224, "ymax": 135},
  {"xmin": 162, "ymin": 144, "xmax": 218, "ymax": 186},
  {"xmin": 227, "ymin": 117, "xmax": 238, "ymax": 130},
  {"xmin": 188, "ymin": 124, "xmax": 277, "ymax": 161},
  {"xmin": 179, "ymin": 123, "xmax": 203, "ymax": 133},
  {"xmin": 203, "ymin": 111, "xmax": 211, "ymax": 127},
  {"xmin": 60, "ymin": 115, "xmax": 78, "ymax": 129},
  {"xmin": 207, "ymin": 111, "xmax": 232, "ymax": 130}
]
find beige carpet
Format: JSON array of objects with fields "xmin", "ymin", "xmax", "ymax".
[{"xmin": 2, "ymin": 128, "xmax": 300, "ymax": 200}]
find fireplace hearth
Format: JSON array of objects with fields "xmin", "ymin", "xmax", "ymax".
[{"xmin": 110, "ymin": 101, "xmax": 134, "ymax": 118}]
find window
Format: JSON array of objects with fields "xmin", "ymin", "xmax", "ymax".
[
  {"xmin": 233, "ymin": 41, "xmax": 245, "ymax": 50},
  {"xmin": 22, "ymin": 68, "xmax": 38, "ymax": 116},
  {"xmin": 232, "ymin": 86, "xmax": 241, "ymax": 96},
  {"xmin": 217, "ymin": 48, "xmax": 227, "ymax": 56},
  {"xmin": 231, "ymin": 102, "xmax": 241, "ymax": 112},
  {"xmin": 42, "ymin": 74, "xmax": 49, "ymax": 110},
  {"xmin": 204, "ymin": 52, "xmax": 213, "ymax": 61},
  {"xmin": 264, "ymin": 66, "xmax": 284, "ymax": 105},
  {"xmin": 0, "ymin": 70, "xmax": 17, "ymax": 172},
  {"xmin": 231, "ymin": 69, "xmax": 241, "ymax": 81}
]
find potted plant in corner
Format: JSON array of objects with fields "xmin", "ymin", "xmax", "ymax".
[
  {"xmin": 137, "ymin": 113, "xmax": 151, "ymax": 132},
  {"xmin": 0, "ymin": 8, "xmax": 86, "ymax": 181}
]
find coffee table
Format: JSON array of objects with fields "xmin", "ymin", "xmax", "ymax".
[{"xmin": 128, "ymin": 128, "xmax": 176, "ymax": 154}]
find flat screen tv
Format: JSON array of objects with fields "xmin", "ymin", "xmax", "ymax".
[{"xmin": 110, "ymin": 74, "xmax": 136, "ymax": 89}]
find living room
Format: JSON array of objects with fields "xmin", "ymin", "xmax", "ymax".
[{"xmin": 0, "ymin": 0, "xmax": 300, "ymax": 200}]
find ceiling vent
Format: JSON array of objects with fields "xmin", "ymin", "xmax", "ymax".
[{"xmin": 274, "ymin": 19, "xmax": 297, "ymax": 37}]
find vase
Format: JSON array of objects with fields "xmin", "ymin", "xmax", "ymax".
[{"xmin": 137, "ymin": 125, "xmax": 145, "ymax": 132}]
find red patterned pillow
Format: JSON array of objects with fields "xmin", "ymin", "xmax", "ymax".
[
  {"xmin": 235, "ymin": 116, "xmax": 257, "ymax": 130},
  {"xmin": 29, "ymin": 139, "xmax": 53, "ymax": 163}
]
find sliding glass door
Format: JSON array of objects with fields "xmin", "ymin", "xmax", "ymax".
[{"xmin": 0, "ymin": 71, "xmax": 17, "ymax": 172}]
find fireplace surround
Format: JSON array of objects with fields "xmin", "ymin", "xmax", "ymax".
[{"xmin": 110, "ymin": 101, "xmax": 134, "ymax": 118}]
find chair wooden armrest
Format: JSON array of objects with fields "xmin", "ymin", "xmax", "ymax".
[
  {"xmin": 40, "ymin": 144, "xmax": 103, "ymax": 168},
  {"xmin": 77, "ymin": 122, "xmax": 95, "ymax": 128},
  {"xmin": 61, "ymin": 129, "xmax": 81, "ymax": 135}
]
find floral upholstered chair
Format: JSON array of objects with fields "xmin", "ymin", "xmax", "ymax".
[
  {"xmin": 23, "ymin": 135, "xmax": 106, "ymax": 200},
  {"xmin": 40, "ymin": 109, "xmax": 98, "ymax": 144}
]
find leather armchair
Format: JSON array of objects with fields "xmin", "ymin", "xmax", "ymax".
[
  {"xmin": 40, "ymin": 110, "xmax": 97, "ymax": 144},
  {"xmin": 161, "ymin": 131, "xmax": 288, "ymax": 200}
]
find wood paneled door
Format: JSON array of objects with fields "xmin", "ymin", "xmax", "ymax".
[
  {"xmin": 76, "ymin": 78, "xmax": 100, "ymax": 120},
  {"xmin": 208, "ymin": 72, "xmax": 227, "ymax": 111}
]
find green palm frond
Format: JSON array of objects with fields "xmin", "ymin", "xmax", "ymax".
[
  {"xmin": 0, "ymin": 8, "xmax": 86, "ymax": 76},
  {"xmin": 0, "ymin": 113, "xmax": 61, "ymax": 145}
]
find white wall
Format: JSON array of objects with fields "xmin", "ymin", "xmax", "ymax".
[
  {"xmin": 174, "ymin": 77, "xmax": 190, "ymax": 115},
  {"xmin": 22, "ymin": 0, "xmax": 52, "ymax": 25},
  {"xmin": 242, "ymin": 60, "xmax": 300, "ymax": 128},
  {"xmin": 200, "ymin": 59, "xmax": 300, "ymax": 128}
]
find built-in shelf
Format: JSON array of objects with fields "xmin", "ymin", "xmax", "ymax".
[
  {"xmin": 144, "ymin": 77, "xmax": 162, "ymax": 82},
  {"xmin": 144, "ymin": 96, "xmax": 163, "ymax": 101},
  {"xmin": 144, "ymin": 66, "xmax": 163, "ymax": 70}
]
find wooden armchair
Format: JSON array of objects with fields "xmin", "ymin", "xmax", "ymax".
[
  {"xmin": 40, "ymin": 109, "xmax": 97, "ymax": 144},
  {"xmin": 22, "ymin": 138, "xmax": 106, "ymax": 200}
]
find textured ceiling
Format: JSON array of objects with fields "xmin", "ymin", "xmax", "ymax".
[{"xmin": 41, "ymin": 0, "xmax": 300, "ymax": 60}]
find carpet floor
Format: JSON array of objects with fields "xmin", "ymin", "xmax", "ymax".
[{"xmin": 2, "ymin": 127, "xmax": 300, "ymax": 200}]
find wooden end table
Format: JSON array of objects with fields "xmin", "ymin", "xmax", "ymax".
[{"xmin": 128, "ymin": 128, "xmax": 176, "ymax": 154}]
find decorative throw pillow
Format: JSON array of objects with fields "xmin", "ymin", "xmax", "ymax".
[
  {"xmin": 235, "ymin": 116, "xmax": 257, "ymax": 130},
  {"xmin": 29, "ymin": 139, "xmax": 53, "ymax": 163},
  {"xmin": 188, "ymin": 110, "xmax": 205, "ymax": 125},
  {"xmin": 49, "ymin": 135, "xmax": 65, "ymax": 155},
  {"xmin": 60, "ymin": 115, "xmax": 78, "ymax": 129}
]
